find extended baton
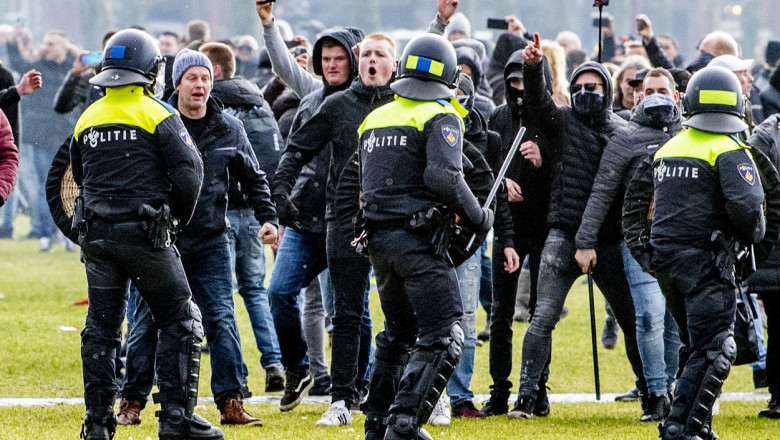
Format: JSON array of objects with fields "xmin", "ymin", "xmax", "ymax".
[
  {"xmin": 464, "ymin": 126, "xmax": 527, "ymax": 251},
  {"xmin": 588, "ymin": 264, "xmax": 601, "ymax": 400}
]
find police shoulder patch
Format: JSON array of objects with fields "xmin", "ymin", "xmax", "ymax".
[
  {"xmin": 179, "ymin": 128, "xmax": 194, "ymax": 148},
  {"xmin": 441, "ymin": 124, "xmax": 460, "ymax": 147},
  {"xmin": 737, "ymin": 163, "xmax": 756, "ymax": 185}
]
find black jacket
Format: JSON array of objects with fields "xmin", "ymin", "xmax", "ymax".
[
  {"xmin": 53, "ymin": 70, "xmax": 104, "ymax": 116},
  {"xmin": 274, "ymin": 77, "xmax": 395, "ymax": 222},
  {"xmin": 211, "ymin": 77, "xmax": 283, "ymax": 210},
  {"xmin": 0, "ymin": 64, "xmax": 20, "ymax": 143},
  {"xmin": 172, "ymin": 95, "xmax": 276, "ymax": 249},
  {"xmin": 524, "ymin": 60, "xmax": 627, "ymax": 242},
  {"xmin": 576, "ymin": 99, "xmax": 682, "ymax": 249}
]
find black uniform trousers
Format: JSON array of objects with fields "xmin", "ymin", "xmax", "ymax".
[
  {"xmin": 652, "ymin": 247, "xmax": 737, "ymax": 428},
  {"xmin": 79, "ymin": 219, "xmax": 193, "ymax": 407},
  {"xmin": 367, "ymin": 226, "xmax": 463, "ymax": 415}
]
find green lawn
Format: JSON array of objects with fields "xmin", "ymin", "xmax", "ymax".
[{"xmin": 0, "ymin": 216, "xmax": 774, "ymax": 439}]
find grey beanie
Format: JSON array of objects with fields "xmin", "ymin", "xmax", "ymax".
[
  {"xmin": 172, "ymin": 48, "xmax": 213, "ymax": 88},
  {"xmin": 445, "ymin": 12, "xmax": 472, "ymax": 40}
]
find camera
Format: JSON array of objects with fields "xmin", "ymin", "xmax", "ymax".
[{"xmin": 591, "ymin": 12, "xmax": 612, "ymax": 27}]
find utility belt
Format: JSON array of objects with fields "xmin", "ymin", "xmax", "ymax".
[
  {"xmin": 358, "ymin": 207, "xmax": 462, "ymax": 266},
  {"xmin": 74, "ymin": 197, "xmax": 179, "ymax": 250},
  {"xmin": 711, "ymin": 230, "xmax": 756, "ymax": 286}
]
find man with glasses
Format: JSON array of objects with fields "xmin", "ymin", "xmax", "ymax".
[{"xmin": 508, "ymin": 33, "xmax": 646, "ymax": 418}]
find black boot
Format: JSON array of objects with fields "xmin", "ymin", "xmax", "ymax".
[
  {"xmin": 658, "ymin": 421, "xmax": 690, "ymax": 440},
  {"xmin": 365, "ymin": 412, "xmax": 387, "ymax": 440},
  {"xmin": 641, "ymin": 393, "xmax": 671, "ymax": 422},
  {"xmin": 158, "ymin": 404, "xmax": 224, "ymax": 440},
  {"xmin": 534, "ymin": 368, "xmax": 550, "ymax": 417},
  {"xmin": 80, "ymin": 407, "xmax": 116, "ymax": 440},
  {"xmin": 479, "ymin": 387, "xmax": 509, "ymax": 416},
  {"xmin": 383, "ymin": 414, "xmax": 433, "ymax": 440}
]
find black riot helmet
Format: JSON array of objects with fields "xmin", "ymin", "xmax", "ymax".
[
  {"xmin": 682, "ymin": 65, "xmax": 747, "ymax": 134},
  {"xmin": 392, "ymin": 34, "xmax": 460, "ymax": 101},
  {"xmin": 90, "ymin": 29, "xmax": 164, "ymax": 88}
]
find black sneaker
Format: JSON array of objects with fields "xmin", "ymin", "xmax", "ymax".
[
  {"xmin": 507, "ymin": 395, "xmax": 535, "ymax": 419},
  {"xmin": 615, "ymin": 386, "xmax": 641, "ymax": 402},
  {"xmin": 265, "ymin": 365, "xmax": 285, "ymax": 393},
  {"xmin": 758, "ymin": 395, "xmax": 780, "ymax": 419},
  {"xmin": 640, "ymin": 393, "xmax": 670, "ymax": 422},
  {"xmin": 308, "ymin": 376, "xmax": 331, "ymax": 396},
  {"xmin": 479, "ymin": 393, "xmax": 508, "ymax": 417},
  {"xmin": 279, "ymin": 369, "xmax": 313, "ymax": 411},
  {"xmin": 534, "ymin": 386, "xmax": 550, "ymax": 417}
]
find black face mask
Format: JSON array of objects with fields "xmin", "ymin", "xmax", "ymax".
[
  {"xmin": 643, "ymin": 93, "xmax": 677, "ymax": 127},
  {"xmin": 507, "ymin": 87, "xmax": 524, "ymax": 108},
  {"xmin": 571, "ymin": 90, "xmax": 604, "ymax": 115}
]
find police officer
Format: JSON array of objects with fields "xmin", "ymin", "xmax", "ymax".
[
  {"xmin": 652, "ymin": 66, "xmax": 766, "ymax": 440},
  {"xmin": 69, "ymin": 29, "xmax": 222, "ymax": 440},
  {"xmin": 357, "ymin": 33, "xmax": 493, "ymax": 440}
]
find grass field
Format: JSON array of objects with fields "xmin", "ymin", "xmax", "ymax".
[{"xmin": 0, "ymin": 216, "xmax": 775, "ymax": 439}]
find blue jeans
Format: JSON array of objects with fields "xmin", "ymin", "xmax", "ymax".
[
  {"xmin": 121, "ymin": 284, "xmax": 157, "ymax": 404},
  {"xmin": 227, "ymin": 209, "xmax": 282, "ymax": 371},
  {"xmin": 478, "ymin": 241, "xmax": 492, "ymax": 317},
  {"xmin": 0, "ymin": 190, "xmax": 17, "ymax": 235},
  {"xmin": 749, "ymin": 293, "xmax": 767, "ymax": 372},
  {"xmin": 32, "ymin": 146, "xmax": 57, "ymax": 238},
  {"xmin": 621, "ymin": 242, "xmax": 680, "ymax": 395},
  {"xmin": 447, "ymin": 252, "xmax": 480, "ymax": 405},
  {"xmin": 267, "ymin": 227, "xmax": 328, "ymax": 371},
  {"xmin": 179, "ymin": 237, "xmax": 247, "ymax": 406}
]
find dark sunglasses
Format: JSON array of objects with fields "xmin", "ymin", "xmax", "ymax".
[{"xmin": 572, "ymin": 82, "xmax": 604, "ymax": 93}]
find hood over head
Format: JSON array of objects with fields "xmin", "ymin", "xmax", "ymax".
[
  {"xmin": 312, "ymin": 27, "xmax": 365, "ymax": 85},
  {"xmin": 570, "ymin": 61, "xmax": 614, "ymax": 113}
]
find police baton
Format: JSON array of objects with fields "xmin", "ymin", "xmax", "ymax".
[
  {"xmin": 464, "ymin": 126, "xmax": 526, "ymax": 251},
  {"xmin": 587, "ymin": 263, "xmax": 601, "ymax": 400}
]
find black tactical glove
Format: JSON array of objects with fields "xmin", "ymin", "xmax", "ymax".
[
  {"xmin": 475, "ymin": 207, "xmax": 494, "ymax": 234},
  {"xmin": 138, "ymin": 203, "xmax": 175, "ymax": 249},
  {"xmin": 272, "ymin": 194, "xmax": 302, "ymax": 232}
]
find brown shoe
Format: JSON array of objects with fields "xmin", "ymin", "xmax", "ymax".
[
  {"xmin": 116, "ymin": 398, "xmax": 142, "ymax": 426},
  {"xmin": 220, "ymin": 396, "xmax": 262, "ymax": 426}
]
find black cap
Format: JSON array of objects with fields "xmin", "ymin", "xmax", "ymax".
[{"xmin": 627, "ymin": 68, "xmax": 650, "ymax": 87}]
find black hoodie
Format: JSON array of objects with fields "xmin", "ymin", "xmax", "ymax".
[
  {"xmin": 275, "ymin": 77, "xmax": 395, "ymax": 224},
  {"xmin": 488, "ymin": 52, "xmax": 554, "ymax": 248},
  {"xmin": 274, "ymin": 26, "xmax": 364, "ymax": 233}
]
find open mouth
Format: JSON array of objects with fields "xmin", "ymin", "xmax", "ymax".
[{"xmin": 368, "ymin": 66, "xmax": 377, "ymax": 76}]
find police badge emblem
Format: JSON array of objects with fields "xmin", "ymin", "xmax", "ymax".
[
  {"xmin": 738, "ymin": 163, "xmax": 756, "ymax": 185},
  {"xmin": 179, "ymin": 128, "xmax": 194, "ymax": 148},
  {"xmin": 441, "ymin": 125, "xmax": 459, "ymax": 147}
]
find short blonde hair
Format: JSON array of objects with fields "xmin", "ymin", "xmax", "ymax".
[{"xmin": 361, "ymin": 33, "xmax": 397, "ymax": 57}]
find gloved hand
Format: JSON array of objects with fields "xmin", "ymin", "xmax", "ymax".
[
  {"xmin": 138, "ymin": 203, "xmax": 172, "ymax": 249},
  {"xmin": 272, "ymin": 194, "xmax": 302, "ymax": 232},
  {"xmin": 475, "ymin": 207, "xmax": 494, "ymax": 234}
]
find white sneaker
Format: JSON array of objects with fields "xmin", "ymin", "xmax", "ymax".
[
  {"xmin": 428, "ymin": 394, "xmax": 451, "ymax": 426},
  {"xmin": 316, "ymin": 400, "xmax": 353, "ymax": 426}
]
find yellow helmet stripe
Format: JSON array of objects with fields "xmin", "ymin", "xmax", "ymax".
[
  {"xmin": 405, "ymin": 55, "xmax": 444, "ymax": 77},
  {"xmin": 699, "ymin": 89, "xmax": 738, "ymax": 106}
]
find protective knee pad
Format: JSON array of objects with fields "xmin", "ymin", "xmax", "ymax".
[
  {"xmin": 414, "ymin": 322, "xmax": 464, "ymax": 424},
  {"xmin": 685, "ymin": 332, "xmax": 735, "ymax": 436},
  {"xmin": 659, "ymin": 420, "xmax": 688, "ymax": 440},
  {"xmin": 154, "ymin": 301, "xmax": 204, "ymax": 414}
]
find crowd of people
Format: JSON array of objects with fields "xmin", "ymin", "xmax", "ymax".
[{"xmin": 0, "ymin": 1, "xmax": 779, "ymax": 439}]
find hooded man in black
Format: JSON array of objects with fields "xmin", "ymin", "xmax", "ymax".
[
  {"xmin": 480, "ymin": 49, "xmax": 556, "ymax": 417},
  {"xmin": 509, "ymin": 35, "xmax": 646, "ymax": 419}
]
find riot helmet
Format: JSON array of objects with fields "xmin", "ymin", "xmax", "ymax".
[
  {"xmin": 682, "ymin": 65, "xmax": 747, "ymax": 134},
  {"xmin": 91, "ymin": 29, "xmax": 165, "ymax": 88},
  {"xmin": 392, "ymin": 34, "xmax": 460, "ymax": 101}
]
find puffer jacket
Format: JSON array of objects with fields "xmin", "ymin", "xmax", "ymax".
[
  {"xmin": 576, "ymin": 98, "xmax": 682, "ymax": 249},
  {"xmin": 524, "ymin": 60, "xmax": 627, "ymax": 241}
]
